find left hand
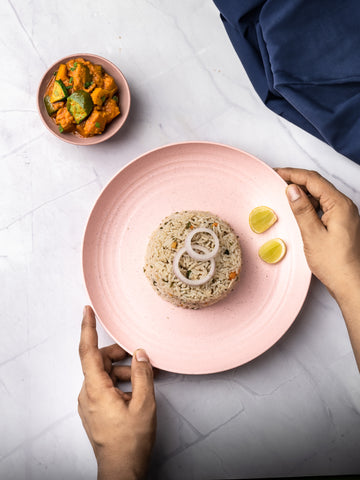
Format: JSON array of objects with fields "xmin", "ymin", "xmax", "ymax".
[{"xmin": 78, "ymin": 306, "xmax": 156, "ymax": 480}]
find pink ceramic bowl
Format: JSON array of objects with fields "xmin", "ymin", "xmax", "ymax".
[{"xmin": 37, "ymin": 53, "xmax": 131, "ymax": 145}]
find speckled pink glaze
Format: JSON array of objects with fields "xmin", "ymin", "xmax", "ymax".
[
  {"xmin": 82, "ymin": 142, "xmax": 311, "ymax": 374},
  {"xmin": 37, "ymin": 53, "xmax": 130, "ymax": 145}
]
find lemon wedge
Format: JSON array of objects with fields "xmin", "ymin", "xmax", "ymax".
[
  {"xmin": 249, "ymin": 206, "xmax": 278, "ymax": 233},
  {"xmin": 258, "ymin": 238, "xmax": 287, "ymax": 264}
]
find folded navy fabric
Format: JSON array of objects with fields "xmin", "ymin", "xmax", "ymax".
[{"xmin": 213, "ymin": 0, "xmax": 360, "ymax": 165}]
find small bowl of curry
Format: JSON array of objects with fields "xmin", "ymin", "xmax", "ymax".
[{"xmin": 37, "ymin": 53, "xmax": 131, "ymax": 145}]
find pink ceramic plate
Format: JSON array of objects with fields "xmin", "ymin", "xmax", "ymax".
[{"xmin": 83, "ymin": 142, "xmax": 311, "ymax": 374}]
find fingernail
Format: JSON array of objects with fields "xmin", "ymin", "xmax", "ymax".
[
  {"xmin": 286, "ymin": 184, "xmax": 301, "ymax": 202},
  {"xmin": 136, "ymin": 349, "xmax": 149, "ymax": 362},
  {"xmin": 83, "ymin": 306, "xmax": 87, "ymax": 316}
]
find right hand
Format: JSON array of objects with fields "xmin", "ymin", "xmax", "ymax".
[{"xmin": 275, "ymin": 168, "xmax": 360, "ymax": 301}]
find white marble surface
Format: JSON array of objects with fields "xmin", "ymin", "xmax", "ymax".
[{"xmin": 1, "ymin": 1, "xmax": 360, "ymax": 479}]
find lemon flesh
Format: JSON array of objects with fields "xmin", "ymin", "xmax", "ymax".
[
  {"xmin": 249, "ymin": 206, "xmax": 278, "ymax": 233},
  {"xmin": 258, "ymin": 238, "xmax": 286, "ymax": 264}
]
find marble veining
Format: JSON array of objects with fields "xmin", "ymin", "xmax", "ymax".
[{"xmin": 1, "ymin": 1, "xmax": 360, "ymax": 479}]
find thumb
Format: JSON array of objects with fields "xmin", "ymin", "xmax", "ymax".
[
  {"xmin": 131, "ymin": 349, "xmax": 155, "ymax": 408},
  {"xmin": 286, "ymin": 184, "xmax": 325, "ymax": 240}
]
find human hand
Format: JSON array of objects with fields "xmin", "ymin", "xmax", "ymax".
[
  {"xmin": 78, "ymin": 306, "xmax": 156, "ymax": 480},
  {"xmin": 275, "ymin": 168, "xmax": 360, "ymax": 302}
]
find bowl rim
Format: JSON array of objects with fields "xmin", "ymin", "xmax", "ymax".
[{"xmin": 37, "ymin": 52, "xmax": 131, "ymax": 145}]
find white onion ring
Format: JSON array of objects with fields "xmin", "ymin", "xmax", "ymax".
[
  {"xmin": 173, "ymin": 245, "xmax": 215, "ymax": 286},
  {"xmin": 185, "ymin": 227, "xmax": 219, "ymax": 261}
]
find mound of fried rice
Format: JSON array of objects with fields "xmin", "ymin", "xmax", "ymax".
[{"xmin": 144, "ymin": 211, "xmax": 242, "ymax": 309}]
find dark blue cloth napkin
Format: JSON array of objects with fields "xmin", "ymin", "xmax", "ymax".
[{"xmin": 213, "ymin": 0, "xmax": 360, "ymax": 165}]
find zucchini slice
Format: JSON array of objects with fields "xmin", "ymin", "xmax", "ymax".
[
  {"xmin": 50, "ymin": 79, "xmax": 69, "ymax": 103},
  {"xmin": 44, "ymin": 95, "xmax": 59, "ymax": 116},
  {"xmin": 66, "ymin": 90, "xmax": 94, "ymax": 124}
]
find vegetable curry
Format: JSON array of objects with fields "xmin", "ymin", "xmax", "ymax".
[{"xmin": 44, "ymin": 57, "xmax": 120, "ymax": 137}]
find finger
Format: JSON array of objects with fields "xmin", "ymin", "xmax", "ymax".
[
  {"xmin": 79, "ymin": 306, "xmax": 111, "ymax": 388},
  {"xmin": 79, "ymin": 306, "xmax": 102, "ymax": 374},
  {"xmin": 114, "ymin": 390, "xmax": 132, "ymax": 402},
  {"xmin": 298, "ymin": 189, "xmax": 320, "ymax": 211},
  {"xmin": 130, "ymin": 349, "xmax": 155, "ymax": 410},
  {"xmin": 277, "ymin": 179, "xmax": 319, "ymax": 210},
  {"xmin": 121, "ymin": 392, "xmax": 132, "ymax": 403},
  {"xmin": 122, "ymin": 392, "xmax": 132, "ymax": 402},
  {"xmin": 112, "ymin": 365, "xmax": 131, "ymax": 382},
  {"xmin": 100, "ymin": 344, "xmax": 128, "ymax": 362},
  {"xmin": 114, "ymin": 388, "xmax": 132, "ymax": 402},
  {"xmin": 275, "ymin": 168, "xmax": 344, "ymax": 203},
  {"xmin": 282, "ymin": 181, "xmax": 318, "ymax": 206},
  {"xmin": 277, "ymin": 168, "xmax": 355, "ymax": 230},
  {"xmin": 297, "ymin": 186, "xmax": 320, "ymax": 210},
  {"xmin": 110, "ymin": 365, "xmax": 131, "ymax": 386},
  {"xmin": 100, "ymin": 344, "xmax": 128, "ymax": 374},
  {"xmin": 309, "ymin": 195, "xmax": 320, "ymax": 211},
  {"xmin": 286, "ymin": 184, "xmax": 326, "ymax": 239}
]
